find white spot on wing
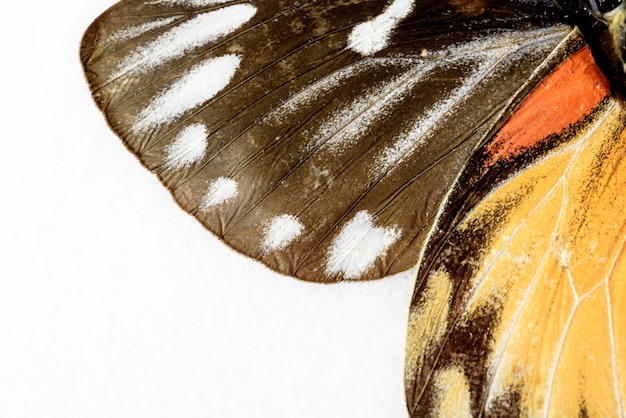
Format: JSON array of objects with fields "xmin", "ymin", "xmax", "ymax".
[
  {"xmin": 261, "ymin": 214, "xmax": 304, "ymax": 253},
  {"xmin": 148, "ymin": 0, "xmax": 233, "ymax": 6},
  {"xmin": 266, "ymin": 59, "xmax": 381, "ymax": 124},
  {"xmin": 109, "ymin": 16, "xmax": 180, "ymax": 43},
  {"xmin": 200, "ymin": 177, "xmax": 238, "ymax": 209},
  {"xmin": 132, "ymin": 54, "xmax": 240, "ymax": 133},
  {"xmin": 369, "ymin": 52, "xmax": 498, "ymax": 178},
  {"xmin": 348, "ymin": 0, "xmax": 415, "ymax": 55},
  {"xmin": 363, "ymin": 26, "xmax": 569, "ymax": 179},
  {"xmin": 111, "ymin": 5, "xmax": 255, "ymax": 80},
  {"xmin": 313, "ymin": 62, "xmax": 433, "ymax": 155},
  {"xmin": 163, "ymin": 123, "xmax": 208, "ymax": 169},
  {"xmin": 325, "ymin": 211, "xmax": 401, "ymax": 279}
]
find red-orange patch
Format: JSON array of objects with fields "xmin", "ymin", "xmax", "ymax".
[{"xmin": 485, "ymin": 46, "xmax": 610, "ymax": 164}]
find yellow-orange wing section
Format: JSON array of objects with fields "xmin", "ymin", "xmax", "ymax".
[{"xmin": 405, "ymin": 47, "xmax": 626, "ymax": 416}]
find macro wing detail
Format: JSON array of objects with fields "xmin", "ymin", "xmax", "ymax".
[
  {"xmin": 405, "ymin": 45, "xmax": 626, "ymax": 416},
  {"xmin": 81, "ymin": 0, "xmax": 572, "ymax": 281}
]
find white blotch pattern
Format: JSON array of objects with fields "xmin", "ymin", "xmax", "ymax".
[
  {"xmin": 111, "ymin": 4, "xmax": 255, "ymax": 80},
  {"xmin": 348, "ymin": 0, "xmax": 415, "ymax": 55},
  {"xmin": 149, "ymin": 0, "xmax": 233, "ymax": 6},
  {"xmin": 109, "ymin": 16, "xmax": 180, "ymax": 43},
  {"xmin": 325, "ymin": 211, "xmax": 401, "ymax": 279},
  {"xmin": 261, "ymin": 214, "xmax": 304, "ymax": 253},
  {"xmin": 370, "ymin": 52, "xmax": 498, "ymax": 178},
  {"xmin": 439, "ymin": 26, "xmax": 566, "ymax": 60},
  {"xmin": 132, "ymin": 54, "xmax": 241, "ymax": 133},
  {"xmin": 366, "ymin": 25, "xmax": 568, "ymax": 179},
  {"xmin": 313, "ymin": 62, "xmax": 432, "ymax": 155},
  {"xmin": 267, "ymin": 58, "xmax": 420, "ymax": 127},
  {"xmin": 163, "ymin": 123, "xmax": 208, "ymax": 169},
  {"xmin": 266, "ymin": 60, "xmax": 378, "ymax": 125},
  {"xmin": 200, "ymin": 177, "xmax": 238, "ymax": 209}
]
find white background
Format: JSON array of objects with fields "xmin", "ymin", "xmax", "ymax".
[{"xmin": 0, "ymin": 1, "xmax": 415, "ymax": 417}]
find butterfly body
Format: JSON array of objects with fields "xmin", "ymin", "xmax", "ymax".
[{"xmin": 81, "ymin": 1, "xmax": 626, "ymax": 416}]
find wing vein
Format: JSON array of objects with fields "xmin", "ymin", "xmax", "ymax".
[
  {"xmin": 604, "ymin": 234, "xmax": 626, "ymax": 417},
  {"xmin": 542, "ymin": 106, "xmax": 616, "ymax": 417}
]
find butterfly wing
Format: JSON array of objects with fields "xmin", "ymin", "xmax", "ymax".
[
  {"xmin": 81, "ymin": 0, "xmax": 572, "ymax": 282},
  {"xmin": 404, "ymin": 43, "xmax": 626, "ymax": 416}
]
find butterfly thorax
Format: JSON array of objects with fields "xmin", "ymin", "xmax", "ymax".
[{"xmin": 556, "ymin": 0, "xmax": 626, "ymax": 91}]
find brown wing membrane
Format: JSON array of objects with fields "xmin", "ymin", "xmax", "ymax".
[{"xmin": 81, "ymin": 0, "xmax": 571, "ymax": 282}]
